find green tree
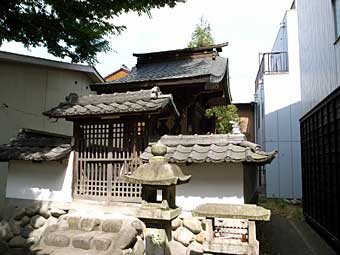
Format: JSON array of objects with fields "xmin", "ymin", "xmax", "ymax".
[
  {"xmin": 205, "ymin": 105, "xmax": 240, "ymax": 134},
  {"xmin": 0, "ymin": 0, "xmax": 183, "ymax": 64},
  {"xmin": 188, "ymin": 16, "xmax": 214, "ymax": 48}
]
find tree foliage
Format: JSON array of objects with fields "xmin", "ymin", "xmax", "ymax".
[
  {"xmin": 188, "ymin": 16, "xmax": 214, "ymax": 48},
  {"xmin": 0, "ymin": 0, "xmax": 183, "ymax": 64},
  {"xmin": 205, "ymin": 105, "xmax": 240, "ymax": 134}
]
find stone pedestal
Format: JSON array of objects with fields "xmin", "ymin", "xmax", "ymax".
[
  {"xmin": 146, "ymin": 228, "xmax": 170, "ymax": 255},
  {"xmin": 125, "ymin": 141, "xmax": 191, "ymax": 255}
]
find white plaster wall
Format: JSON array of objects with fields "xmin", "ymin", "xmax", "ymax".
[
  {"xmin": 296, "ymin": 0, "xmax": 340, "ymax": 114},
  {"xmin": 5, "ymin": 152, "xmax": 74, "ymax": 203},
  {"xmin": 259, "ymin": 10, "xmax": 302, "ymax": 198},
  {"xmin": 176, "ymin": 163, "xmax": 244, "ymax": 212}
]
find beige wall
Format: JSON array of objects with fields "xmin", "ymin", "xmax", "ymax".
[
  {"xmin": 0, "ymin": 61, "xmax": 94, "ymax": 214},
  {"xmin": 0, "ymin": 61, "xmax": 93, "ymax": 140},
  {"xmin": 176, "ymin": 163, "xmax": 245, "ymax": 212}
]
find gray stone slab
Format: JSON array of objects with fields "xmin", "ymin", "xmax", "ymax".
[{"xmin": 192, "ymin": 203, "xmax": 271, "ymax": 221}]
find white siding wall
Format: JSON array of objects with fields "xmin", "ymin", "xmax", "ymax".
[
  {"xmin": 0, "ymin": 62, "xmax": 94, "ymax": 211},
  {"xmin": 257, "ymin": 10, "xmax": 302, "ymax": 198},
  {"xmin": 296, "ymin": 0, "xmax": 340, "ymax": 114},
  {"xmin": 6, "ymin": 152, "xmax": 74, "ymax": 203},
  {"xmin": 176, "ymin": 163, "xmax": 245, "ymax": 212}
]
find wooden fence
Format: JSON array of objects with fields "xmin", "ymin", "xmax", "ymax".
[{"xmin": 73, "ymin": 120, "xmax": 148, "ymax": 202}]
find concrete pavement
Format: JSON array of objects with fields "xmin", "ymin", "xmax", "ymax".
[{"xmin": 259, "ymin": 215, "xmax": 337, "ymax": 255}]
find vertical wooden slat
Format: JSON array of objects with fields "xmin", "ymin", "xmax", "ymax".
[
  {"xmin": 73, "ymin": 122, "xmax": 80, "ymax": 198},
  {"xmin": 107, "ymin": 122, "xmax": 113, "ymax": 201}
]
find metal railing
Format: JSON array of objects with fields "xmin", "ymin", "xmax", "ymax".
[{"xmin": 255, "ymin": 52, "xmax": 289, "ymax": 90}]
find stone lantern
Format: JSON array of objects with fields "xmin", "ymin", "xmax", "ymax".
[{"xmin": 125, "ymin": 141, "xmax": 191, "ymax": 253}]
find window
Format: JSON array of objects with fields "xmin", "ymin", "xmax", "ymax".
[{"xmin": 334, "ymin": 0, "xmax": 340, "ymax": 39}]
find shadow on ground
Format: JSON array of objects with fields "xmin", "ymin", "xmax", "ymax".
[{"xmin": 258, "ymin": 199, "xmax": 337, "ymax": 255}]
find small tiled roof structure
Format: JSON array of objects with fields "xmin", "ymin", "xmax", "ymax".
[
  {"xmin": 43, "ymin": 87, "xmax": 179, "ymax": 118},
  {"xmin": 0, "ymin": 129, "xmax": 72, "ymax": 162},
  {"xmin": 141, "ymin": 134, "xmax": 277, "ymax": 164}
]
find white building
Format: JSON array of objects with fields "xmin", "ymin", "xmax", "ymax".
[
  {"xmin": 297, "ymin": 0, "xmax": 340, "ymax": 114},
  {"xmin": 255, "ymin": 3, "xmax": 302, "ymax": 199},
  {"xmin": 0, "ymin": 51, "xmax": 103, "ymax": 214},
  {"xmin": 295, "ymin": 0, "xmax": 340, "ymax": 249}
]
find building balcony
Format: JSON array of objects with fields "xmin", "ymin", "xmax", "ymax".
[{"xmin": 255, "ymin": 52, "xmax": 289, "ymax": 89}]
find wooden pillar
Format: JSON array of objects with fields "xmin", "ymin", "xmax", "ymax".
[{"xmin": 72, "ymin": 122, "xmax": 80, "ymax": 198}]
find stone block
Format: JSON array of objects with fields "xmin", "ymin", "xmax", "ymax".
[
  {"xmin": 20, "ymin": 225, "xmax": 34, "ymax": 238},
  {"xmin": 114, "ymin": 225, "xmax": 137, "ymax": 250},
  {"xmin": 28, "ymin": 246, "xmax": 57, "ymax": 255},
  {"xmin": 44, "ymin": 232, "xmax": 71, "ymax": 247},
  {"xmin": 26, "ymin": 236, "xmax": 38, "ymax": 248},
  {"xmin": 195, "ymin": 231, "xmax": 206, "ymax": 244},
  {"xmin": 93, "ymin": 233, "xmax": 115, "ymax": 251},
  {"xmin": 130, "ymin": 219, "xmax": 145, "ymax": 236},
  {"xmin": 102, "ymin": 219, "xmax": 123, "ymax": 233},
  {"xmin": 80, "ymin": 217, "xmax": 100, "ymax": 231},
  {"xmin": 13, "ymin": 207, "xmax": 26, "ymax": 220},
  {"xmin": 186, "ymin": 241, "xmax": 203, "ymax": 255},
  {"xmin": 20, "ymin": 216, "xmax": 31, "ymax": 227},
  {"xmin": 72, "ymin": 232, "xmax": 98, "ymax": 250},
  {"xmin": 183, "ymin": 218, "xmax": 202, "ymax": 234},
  {"xmin": 47, "ymin": 217, "xmax": 59, "ymax": 227},
  {"xmin": 0, "ymin": 221, "xmax": 14, "ymax": 241},
  {"xmin": 9, "ymin": 220, "xmax": 21, "ymax": 236},
  {"xmin": 67, "ymin": 216, "xmax": 81, "ymax": 230},
  {"xmin": 133, "ymin": 237, "xmax": 145, "ymax": 255},
  {"xmin": 38, "ymin": 207, "xmax": 51, "ymax": 219},
  {"xmin": 122, "ymin": 248, "xmax": 133, "ymax": 255},
  {"xmin": 171, "ymin": 217, "xmax": 182, "ymax": 230},
  {"xmin": 8, "ymin": 236, "xmax": 26, "ymax": 248},
  {"xmin": 57, "ymin": 216, "xmax": 69, "ymax": 230},
  {"xmin": 31, "ymin": 215, "xmax": 47, "ymax": 229},
  {"xmin": 25, "ymin": 206, "xmax": 39, "ymax": 217},
  {"xmin": 173, "ymin": 227, "xmax": 195, "ymax": 247},
  {"xmin": 50, "ymin": 247, "xmax": 92, "ymax": 255},
  {"xmin": 145, "ymin": 228, "xmax": 168, "ymax": 255},
  {"xmin": 168, "ymin": 240, "xmax": 186, "ymax": 255},
  {"xmin": 50, "ymin": 209, "xmax": 67, "ymax": 218}
]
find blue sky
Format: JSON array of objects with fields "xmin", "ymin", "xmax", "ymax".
[{"xmin": 1, "ymin": 0, "xmax": 293, "ymax": 102}]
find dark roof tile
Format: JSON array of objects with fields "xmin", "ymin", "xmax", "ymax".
[
  {"xmin": 141, "ymin": 134, "xmax": 277, "ymax": 164},
  {"xmin": 44, "ymin": 87, "xmax": 179, "ymax": 118},
  {"xmin": 0, "ymin": 129, "xmax": 71, "ymax": 162},
  {"xmin": 94, "ymin": 56, "xmax": 228, "ymax": 86}
]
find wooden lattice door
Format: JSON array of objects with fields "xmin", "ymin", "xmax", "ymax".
[{"xmin": 73, "ymin": 120, "xmax": 147, "ymax": 202}]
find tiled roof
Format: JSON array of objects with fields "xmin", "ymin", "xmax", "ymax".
[
  {"xmin": 0, "ymin": 129, "xmax": 71, "ymax": 162},
  {"xmin": 93, "ymin": 56, "xmax": 228, "ymax": 86},
  {"xmin": 44, "ymin": 87, "xmax": 179, "ymax": 118},
  {"xmin": 141, "ymin": 134, "xmax": 277, "ymax": 164}
]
